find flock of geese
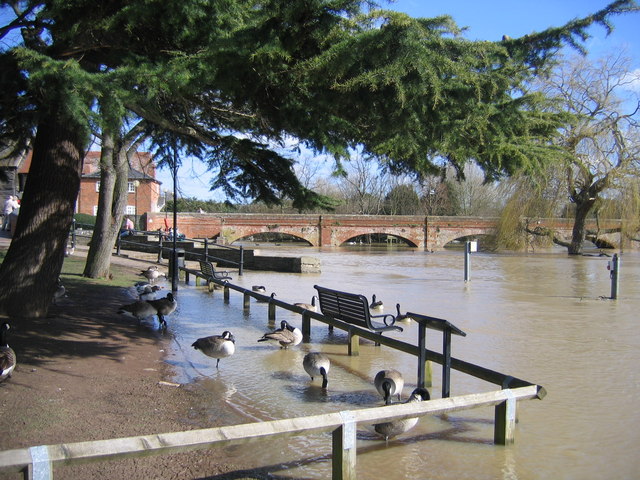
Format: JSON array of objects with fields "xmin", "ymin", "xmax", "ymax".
[{"xmin": 114, "ymin": 270, "xmax": 426, "ymax": 441}]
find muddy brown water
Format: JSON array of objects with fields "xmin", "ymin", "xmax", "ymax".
[{"xmin": 156, "ymin": 246, "xmax": 639, "ymax": 480}]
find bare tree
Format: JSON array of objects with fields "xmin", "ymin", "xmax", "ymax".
[
  {"xmin": 445, "ymin": 163, "xmax": 502, "ymax": 216},
  {"xmin": 333, "ymin": 155, "xmax": 389, "ymax": 214},
  {"xmin": 525, "ymin": 53, "xmax": 640, "ymax": 253}
]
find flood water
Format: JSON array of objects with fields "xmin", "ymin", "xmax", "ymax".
[{"xmin": 156, "ymin": 245, "xmax": 640, "ymax": 480}]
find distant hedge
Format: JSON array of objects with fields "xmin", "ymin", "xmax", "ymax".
[{"xmin": 74, "ymin": 214, "xmax": 96, "ymax": 229}]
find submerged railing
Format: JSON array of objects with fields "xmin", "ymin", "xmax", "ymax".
[{"xmin": 0, "ymin": 266, "xmax": 546, "ymax": 480}]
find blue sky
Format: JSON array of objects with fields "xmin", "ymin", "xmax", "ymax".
[{"xmin": 156, "ymin": 1, "xmax": 640, "ymax": 201}]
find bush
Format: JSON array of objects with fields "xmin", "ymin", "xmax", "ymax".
[{"xmin": 74, "ymin": 213, "xmax": 97, "ymax": 230}]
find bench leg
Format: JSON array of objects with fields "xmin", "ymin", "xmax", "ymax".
[
  {"xmin": 208, "ymin": 280, "xmax": 214, "ymax": 293},
  {"xmin": 348, "ymin": 331, "xmax": 359, "ymax": 356}
]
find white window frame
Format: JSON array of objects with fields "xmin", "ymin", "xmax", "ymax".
[
  {"xmin": 125, "ymin": 205, "xmax": 136, "ymax": 215},
  {"xmin": 95, "ymin": 181, "xmax": 100, "ymax": 192},
  {"xmin": 127, "ymin": 182, "xmax": 136, "ymax": 193},
  {"xmin": 93, "ymin": 205, "xmax": 99, "ymax": 216}
]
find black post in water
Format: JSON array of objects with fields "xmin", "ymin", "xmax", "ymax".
[
  {"xmin": 610, "ymin": 253, "xmax": 620, "ymax": 299},
  {"xmin": 171, "ymin": 150, "xmax": 179, "ymax": 292},
  {"xmin": 464, "ymin": 241, "xmax": 471, "ymax": 282}
]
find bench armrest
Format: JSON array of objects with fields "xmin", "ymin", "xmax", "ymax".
[{"xmin": 372, "ymin": 313, "xmax": 402, "ymax": 329}]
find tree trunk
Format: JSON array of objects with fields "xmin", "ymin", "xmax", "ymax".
[
  {"xmin": 569, "ymin": 200, "xmax": 595, "ymax": 255},
  {"xmin": 82, "ymin": 134, "xmax": 130, "ymax": 278},
  {"xmin": 0, "ymin": 111, "xmax": 85, "ymax": 318}
]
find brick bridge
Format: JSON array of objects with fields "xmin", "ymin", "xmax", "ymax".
[{"xmin": 145, "ymin": 213, "xmax": 617, "ymax": 250}]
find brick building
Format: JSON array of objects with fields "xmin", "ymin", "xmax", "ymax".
[
  {"xmin": 76, "ymin": 151, "xmax": 163, "ymax": 221},
  {"xmin": 0, "ymin": 150, "xmax": 163, "ymax": 224}
]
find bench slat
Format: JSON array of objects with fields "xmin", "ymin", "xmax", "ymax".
[{"xmin": 314, "ymin": 285, "xmax": 402, "ymax": 334}]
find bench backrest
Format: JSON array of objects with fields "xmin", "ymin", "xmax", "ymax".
[
  {"xmin": 314, "ymin": 284, "xmax": 371, "ymax": 330},
  {"xmin": 199, "ymin": 261, "xmax": 215, "ymax": 277}
]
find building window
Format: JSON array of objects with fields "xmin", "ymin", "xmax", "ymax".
[
  {"xmin": 125, "ymin": 205, "xmax": 136, "ymax": 215},
  {"xmin": 93, "ymin": 205, "xmax": 98, "ymax": 216},
  {"xmin": 95, "ymin": 181, "xmax": 100, "ymax": 192},
  {"xmin": 127, "ymin": 182, "xmax": 136, "ymax": 193}
]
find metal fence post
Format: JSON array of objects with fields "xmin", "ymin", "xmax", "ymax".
[{"xmin": 239, "ymin": 245, "xmax": 244, "ymax": 276}]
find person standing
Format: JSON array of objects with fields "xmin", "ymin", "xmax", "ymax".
[{"xmin": 2, "ymin": 196, "xmax": 18, "ymax": 231}]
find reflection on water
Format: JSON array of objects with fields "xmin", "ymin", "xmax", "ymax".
[{"xmin": 160, "ymin": 246, "xmax": 640, "ymax": 479}]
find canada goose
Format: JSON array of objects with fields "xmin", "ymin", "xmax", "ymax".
[
  {"xmin": 192, "ymin": 331, "xmax": 236, "ymax": 368},
  {"xmin": 373, "ymin": 387, "xmax": 430, "ymax": 441},
  {"xmin": 52, "ymin": 278, "xmax": 66, "ymax": 305},
  {"xmin": 252, "ymin": 285, "xmax": 266, "ymax": 293},
  {"xmin": 374, "ymin": 369, "xmax": 405, "ymax": 405},
  {"xmin": 138, "ymin": 268, "xmax": 166, "ymax": 284},
  {"xmin": 64, "ymin": 246, "xmax": 74, "ymax": 257},
  {"xmin": 257, "ymin": 292, "xmax": 276, "ymax": 303},
  {"xmin": 370, "ymin": 294, "xmax": 383, "ymax": 311},
  {"xmin": 117, "ymin": 300, "xmax": 158, "ymax": 323},
  {"xmin": 138, "ymin": 284, "xmax": 163, "ymax": 301},
  {"xmin": 146, "ymin": 293, "xmax": 177, "ymax": 329},
  {"xmin": 303, "ymin": 352, "xmax": 330, "ymax": 389},
  {"xmin": 294, "ymin": 296, "xmax": 318, "ymax": 312},
  {"xmin": 258, "ymin": 320, "xmax": 303, "ymax": 348},
  {"xmin": 0, "ymin": 323, "xmax": 16, "ymax": 383},
  {"xmin": 395, "ymin": 304, "xmax": 412, "ymax": 323}
]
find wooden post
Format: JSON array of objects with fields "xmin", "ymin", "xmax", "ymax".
[
  {"xmin": 347, "ymin": 331, "xmax": 359, "ymax": 356},
  {"xmin": 332, "ymin": 412, "xmax": 357, "ymax": 480},
  {"xmin": 268, "ymin": 301, "xmax": 276, "ymax": 323},
  {"xmin": 223, "ymin": 285, "xmax": 230, "ymax": 303},
  {"xmin": 243, "ymin": 292, "xmax": 250, "ymax": 310},
  {"xmin": 301, "ymin": 312, "xmax": 311, "ymax": 342},
  {"xmin": 28, "ymin": 446, "xmax": 52, "ymax": 480},
  {"xmin": 157, "ymin": 231, "xmax": 163, "ymax": 263},
  {"xmin": 494, "ymin": 390, "xmax": 517, "ymax": 445}
]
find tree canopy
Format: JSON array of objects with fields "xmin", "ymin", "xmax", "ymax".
[{"xmin": 0, "ymin": 0, "xmax": 638, "ymax": 316}]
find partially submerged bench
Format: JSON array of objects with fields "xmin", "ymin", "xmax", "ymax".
[
  {"xmin": 199, "ymin": 261, "xmax": 232, "ymax": 290},
  {"xmin": 314, "ymin": 284, "xmax": 402, "ymax": 355}
]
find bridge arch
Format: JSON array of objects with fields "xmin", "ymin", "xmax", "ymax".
[
  {"xmin": 342, "ymin": 232, "xmax": 418, "ymax": 247},
  {"xmin": 231, "ymin": 231, "xmax": 313, "ymax": 246}
]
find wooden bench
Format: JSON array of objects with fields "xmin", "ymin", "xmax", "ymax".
[
  {"xmin": 314, "ymin": 285, "xmax": 402, "ymax": 355},
  {"xmin": 199, "ymin": 261, "xmax": 232, "ymax": 290}
]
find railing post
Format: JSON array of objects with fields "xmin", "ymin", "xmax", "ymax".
[
  {"xmin": 442, "ymin": 328, "xmax": 452, "ymax": 398},
  {"xmin": 417, "ymin": 321, "xmax": 432, "ymax": 388},
  {"xmin": 268, "ymin": 300, "xmax": 276, "ymax": 323},
  {"xmin": 224, "ymin": 284, "xmax": 230, "ymax": 303},
  {"xmin": 347, "ymin": 330, "xmax": 359, "ymax": 356},
  {"xmin": 301, "ymin": 312, "xmax": 311, "ymax": 342},
  {"xmin": 494, "ymin": 390, "xmax": 517, "ymax": 445},
  {"xmin": 71, "ymin": 219, "xmax": 76, "ymax": 249},
  {"xmin": 243, "ymin": 292, "xmax": 251, "ymax": 310},
  {"xmin": 28, "ymin": 446, "xmax": 52, "ymax": 480},
  {"xmin": 332, "ymin": 412, "xmax": 357, "ymax": 480},
  {"xmin": 204, "ymin": 238, "xmax": 209, "ymax": 261},
  {"xmin": 157, "ymin": 229, "xmax": 163, "ymax": 263},
  {"xmin": 239, "ymin": 246, "xmax": 244, "ymax": 276}
]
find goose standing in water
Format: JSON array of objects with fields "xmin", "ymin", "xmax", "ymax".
[
  {"xmin": 258, "ymin": 320, "xmax": 302, "ymax": 349},
  {"xmin": 374, "ymin": 369, "xmax": 405, "ymax": 405},
  {"xmin": 192, "ymin": 331, "xmax": 236, "ymax": 368},
  {"xmin": 303, "ymin": 352, "xmax": 330, "ymax": 389},
  {"xmin": 373, "ymin": 387, "xmax": 430, "ymax": 441},
  {"xmin": 0, "ymin": 323, "xmax": 16, "ymax": 383},
  {"xmin": 369, "ymin": 294, "xmax": 383, "ymax": 311},
  {"xmin": 146, "ymin": 293, "xmax": 177, "ymax": 330},
  {"xmin": 294, "ymin": 296, "xmax": 318, "ymax": 312},
  {"xmin": 395, "ymin": 304, "xmax": 412, "ymax": 323}
]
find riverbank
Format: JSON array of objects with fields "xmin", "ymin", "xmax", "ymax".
[{"xmin": 0, "ymin": 233, "xmax": 259, "ymax": 479}]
